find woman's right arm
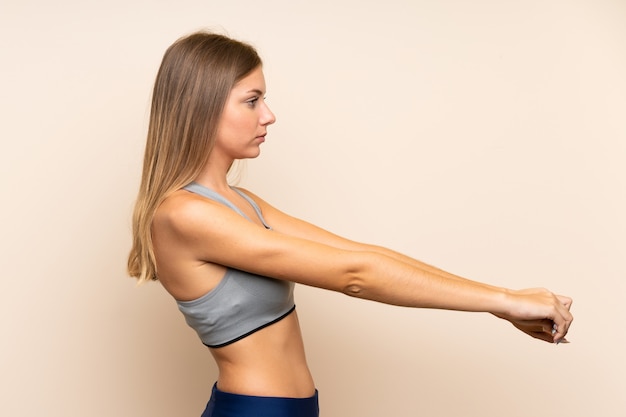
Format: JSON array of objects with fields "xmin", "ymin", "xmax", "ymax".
[{"xmin": 155, "ymin": 192, "xmax": 573, "ymax": 343}]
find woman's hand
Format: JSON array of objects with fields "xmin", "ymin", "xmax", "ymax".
[{"xmin": 495, "ymin": 288, "xmax": 573, "ymax": 343}]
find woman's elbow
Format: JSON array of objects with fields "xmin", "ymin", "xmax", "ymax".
[
  {"xmin": 342, "ymin": 279, "xmax": 366, "ymax": 297},
  {"xmin": 339, "ymin": 252, "xmax": 378, "ymax": 298}
]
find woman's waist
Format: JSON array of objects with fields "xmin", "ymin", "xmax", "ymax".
[
  {"xmin": 215, "ymin": 361, "xmax": 315, "ymax": 398},
  {"xmin": 210, "ymin": 313, "xmax": 314, "ymax": 397}
]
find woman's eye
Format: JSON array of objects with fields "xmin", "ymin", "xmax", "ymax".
[{"xmin": 246, "ymin": 97, "xmax": 259, "ymax": 107}]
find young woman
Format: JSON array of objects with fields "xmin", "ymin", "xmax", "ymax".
[{"xmin": 128, "ymin": 31, "xmax": 573, "ymax": 417}]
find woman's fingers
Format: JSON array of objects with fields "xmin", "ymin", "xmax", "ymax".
[
  {"xmin": 557, "ymin": 294, "xmax": 573, "ymax": 310},
  {"xmin": 551, "ymin": 294, "xmax": 574, "ymax": 343},
  {"xmin": 510, "ymin": 320, "xmax": 554, "ymax": 343}
]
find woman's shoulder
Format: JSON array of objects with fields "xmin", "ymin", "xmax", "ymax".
[{"xmin": 154, "ymin": 189, "xmax": 229, "ymax": 237}]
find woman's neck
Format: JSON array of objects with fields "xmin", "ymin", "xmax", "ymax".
[{"xmin": 194, "ymin": 156, "xmax": 235, "ymax": 193}]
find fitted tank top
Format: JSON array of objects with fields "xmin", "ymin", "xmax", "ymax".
[{"xmin": 176, "ymin": 182, "xmax": 295, "ymax": 348}]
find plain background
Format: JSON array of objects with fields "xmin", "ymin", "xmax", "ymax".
[{"xmin": 1, "ymin": 1, "xmax": 624, "ymax": 416}]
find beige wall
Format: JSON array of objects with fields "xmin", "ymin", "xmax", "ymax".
[{"xmin": 1, "ymin": 1, "xmax": 624, "ymax": 416}]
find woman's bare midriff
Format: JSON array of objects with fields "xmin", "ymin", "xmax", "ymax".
[
  {"xmin": 209, "ymin": 310, "xmax": 316, "ymax": 398},
  {"xmin": 153, "ymin": 214, "xmax": 314, "ymax": 398}
]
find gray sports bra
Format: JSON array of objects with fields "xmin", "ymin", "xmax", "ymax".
[{"xmin": 176, "ymin": 182, "xmax": 295, "ymax": 348}]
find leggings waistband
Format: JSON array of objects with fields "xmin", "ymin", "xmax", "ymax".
[{"xmin": 202, "ymin": 383, "xmax": 319, "ymax": 417}]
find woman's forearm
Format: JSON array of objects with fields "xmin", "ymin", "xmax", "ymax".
[
  {"xmin": 344, "ymin": 250, "xmax": 510, "ymax": 314},
  {"xmin": 341, "ymin": 248, "xmax": 572, "ymax": 344}
]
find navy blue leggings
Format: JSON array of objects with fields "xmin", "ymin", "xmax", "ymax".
[{"xmin": 201, "ymin": 383, "xmax": 319, "ymax": 417}]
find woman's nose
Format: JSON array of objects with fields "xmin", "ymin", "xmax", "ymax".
[{"xmin": 261, "ymin": 102, "xmax": 276, "ymax": 126}]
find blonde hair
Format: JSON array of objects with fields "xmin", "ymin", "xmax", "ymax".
[{"xmin": 128, "ymin": 31, "xmax": 262, "ymax": 283}]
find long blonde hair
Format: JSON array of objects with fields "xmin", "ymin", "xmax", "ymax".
[{"xmin": 128, "ymin": 31, "xmax": 262, "ymax": 283}]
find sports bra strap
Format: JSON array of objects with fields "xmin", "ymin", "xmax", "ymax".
[{"xmin": 183, "ymin": 182, "xmax": 271, "ymax": 229}]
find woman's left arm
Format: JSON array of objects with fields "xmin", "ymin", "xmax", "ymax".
[{"xmin": 239, "ymin": 188, "xmax": 405, "ymax": 252}]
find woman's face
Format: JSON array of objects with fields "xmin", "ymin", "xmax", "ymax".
[{"xmin": 214, "ymin": 66, "xmax": 276, "ymax": 160}]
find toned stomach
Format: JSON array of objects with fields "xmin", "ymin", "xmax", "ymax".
[{"xmin": 209, "ymin": 309, "xmax": 316, "ymax": 398}]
